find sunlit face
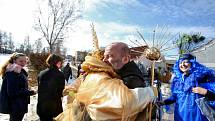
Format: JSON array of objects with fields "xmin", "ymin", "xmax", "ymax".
[
  {"xmin": 14, "ymin": 56, "xmax": 27, "ymax": 67},
  {"xmin": 103, "ymin": 45, "xmax": 125, "ymax": 70},
  {"xmin": 179, "ymin": 59, "xmax": 191, "ymax": 73}
]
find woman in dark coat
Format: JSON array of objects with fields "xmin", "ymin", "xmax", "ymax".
[
  {"xmin": 0, "ymin": 53, "xmax": 36, "ymax": 121},
  {"xmin": 37, "ymin": 54, "xmax": 65, "ymax": 121}
]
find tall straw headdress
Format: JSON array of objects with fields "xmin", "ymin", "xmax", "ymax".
[{"xmin": 81, "ymin": 23, "xmax": 118, "ymax": 78}]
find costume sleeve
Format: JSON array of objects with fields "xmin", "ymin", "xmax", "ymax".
[
  {"xmin": 205, "ymin": 90, "xmax": 215, "ymax": 101},
  {"xmin": 76, "ymin": 73, "xmax": 157, "ymax": 120},
  {"xmin": 204, "ymin": 69, "xmax": 215, "ymax": 100},
  {"xmin": 63, "ymin": 78, "xmax": 82, "ymax": 96},
  {"xmin": 130, "ymin": 87, "xmax": 157, "ymax": 110},
  {"xmin": 202, "ymin": 69, "xmax": 215, "ymax": 101},
  {"xmin": 164, "ymin": 93, "xmax": 177, "ymax": 105},
  {"xmin": 207, "ymin": 69, "xmax": 215, "ymax": 82},
  {"xmin": 163, "ymin": 76, "xmax": 177, "ymax": 105}
]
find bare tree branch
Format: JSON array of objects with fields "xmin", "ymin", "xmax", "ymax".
[{"xmin": 34, "ymin": 0, "xmax": 82, "ymax": 53}]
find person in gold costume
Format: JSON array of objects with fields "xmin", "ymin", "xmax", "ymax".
[
  {"xmin": 55, "ymin": 24, "xmax": 157, "ymax": 121},
  {"xmin": 55, "ymin": 48, "xmax": 157, "ymax": 121}
]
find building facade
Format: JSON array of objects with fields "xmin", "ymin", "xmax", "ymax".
[{"xmin": 192, "ymin": 39, "xmax": 215, "ymax": 69}]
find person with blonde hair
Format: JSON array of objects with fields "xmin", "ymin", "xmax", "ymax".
[{"xmin": 0, "ymin": 52, "xmax": 36, "ymax": 121}]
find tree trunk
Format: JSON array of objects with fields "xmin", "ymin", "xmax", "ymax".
[{"xmin": 49, "ymin": 43, "xmax": 54, "ymax": 53}]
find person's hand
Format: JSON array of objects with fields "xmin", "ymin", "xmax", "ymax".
[
  {"xmin": 192, "ymin": 87, "xmax": 207, "ymax": 95},
  {"xmin": 63, "ymin": 85, "xmax": 77, "ymax": 96}
]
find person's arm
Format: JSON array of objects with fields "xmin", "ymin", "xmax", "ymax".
[
  {"xmin": 156, "ymin": 76, "xmax": 177, "ymax": 106},
  {"xmin": 163, "ymin": 94, "xmax": 177, "ymax": 105},
  {"xmin": 58, "ymin": 73, "xmax": 66, "ymax": 97},
  {"xmin": 6, "ymin": 72, "xmax": 34, "ymax": 98},
  {"xmin": 130, "ymin": 86, "xmax": 158, "ymax": 110},
  {"xmin": 155, "ymin": 94, "xmax": 176, "ymax": 106},
  {"xmin": 63, "ymin": 78, "xmax": 82, "ymax": 96},
  {"xmin": 206, "ymin": 69, "xmax": 215, "ymax": 82},
  {"xmin": 191, "ymin": 69, "xmax": 215, "ymax": 100},
  {"xmin": 205, "ymin": 90, "xmax": 215, "ymax": 100},
  {"xmin": 192, "ymin": 86, "xmax": 215, "ymax": 101}
]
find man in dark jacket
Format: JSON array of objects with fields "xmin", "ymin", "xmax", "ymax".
[
  {"xmin": 103, "ymin": 42, "xmax": 153, "ymax": 121},
  {"xmin": 103, "ymin": 42, "xmax": 146, "ymax": 89},
  {"xmin": 37, "ymin": 54, "xmax": 65, "ymax": 121},
  {"xmin": 62, "ymin": 62, "xmax": 73, "ymax": 83}
]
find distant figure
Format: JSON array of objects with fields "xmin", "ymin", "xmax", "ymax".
[
  {"xmin": 77, "ymin": 63, "xmax": 82, "ymax": 78},
  {"xmin": 37, "ymin": 54, "xmax": 65, "ymax": 121},
  {"xmin": 0, "ymin": 52, "xmax": 36, "ymax": 121},
  {"xmin": 62, "ymin": 63, "xmax": 73, "ymax": 83}
]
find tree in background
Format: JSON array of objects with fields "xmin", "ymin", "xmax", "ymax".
[
  {"xmin": 176, "ymin": 33, "xmax": 205, "ymax": 54},
  {"xmin": 15, "ymin": 35, "xmax": 34, "ymax": 54},
  {"xmin": 34, "ymin": 0, "xmax": 82, "ymax": 53},
  {"xmin": 24, "ymin": 36, "xmax": 33, "ymax": 54},
  {"xmin": 16, "ymin": 44, "xmax": 25, "ymax": 53},
  {"xmin": 34, "ymin": 38, "xmax": 43, "ymax": 53},
  {"xmin": 54, "ymin": 38, "xmax": 66, "ymax": 56},
  {"xmin": 0, "ymin": 30, "xmax": 15, "ymax": 53},
  {"xmin": 0, "ymin": 31, "xmax": 3, "ymax": 53},
  {"xmin": 7, "ymin": 33, "xmax": 15, "ymax": 52}
]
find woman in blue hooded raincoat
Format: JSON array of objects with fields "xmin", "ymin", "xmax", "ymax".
[{"xmin": 159, "ymin": 54, "xmax": 215, "ymax": 121}]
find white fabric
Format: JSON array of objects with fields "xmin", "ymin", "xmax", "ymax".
[{"xmin": 131, "ymin": 87, "xmax": 156, "ymax": 111}]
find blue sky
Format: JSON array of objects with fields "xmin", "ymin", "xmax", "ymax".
[
  {"xmin": 85, "ymin": 0, "xmax": 215, "ymax": 27},
  {"xmin": 0, "ymin": 0, "xmax": 215, "ymax": 55},
  {"xmin": 76, "ymin": 0, "xmax": 215, "ymax": 56}
]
